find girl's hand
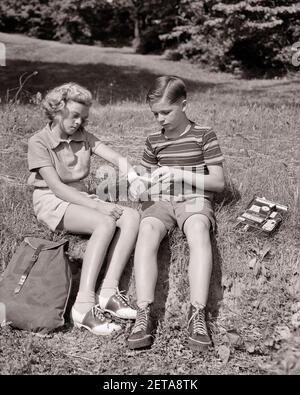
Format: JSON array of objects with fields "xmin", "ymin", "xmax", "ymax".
[{"xmin": 96, "ymin": 201, "xmax": 124, "ymax": 220}]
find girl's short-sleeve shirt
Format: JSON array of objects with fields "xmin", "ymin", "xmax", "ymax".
[{"xmin": 27, "ymin": 124, "xmax": 102, "ymax": 188}]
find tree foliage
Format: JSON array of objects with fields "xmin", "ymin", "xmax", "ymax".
[
  {"xmin": 114, "ymin": 0, "xmax": 180, "ymax": 53},
  {"xmin": 161, "ymin": 0, "xmax": 300, "ymax": 74},
  {"xmin": 0, "ymin": 0, "xmax": 133, "ymax": 45}
]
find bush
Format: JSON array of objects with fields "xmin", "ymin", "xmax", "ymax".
[
  {"xmin": 0, "ymin": 0, "xmax": 57, "ymax": 39},
  {"xmin": 0, "ymin": 0, "xmax": 134, "ymax": 45},
  {"xmin": 163, "ymin": 49, "xmax": 183, "ymax": 61}
]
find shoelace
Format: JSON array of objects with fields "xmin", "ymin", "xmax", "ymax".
[
  {"xmin": 115, "ymin": 289, "xmax": 134, "ymax": 308},
  {"xmin": 132, "ymin": 307, "xmax": 149, "ymax": 334},
  {"xmin": 92, "ymin": 305, "xmax": 110, "ymax": 322},
  {"xmin": 188, "ymin": 308, "xmax": 208, "ymax": 336}
]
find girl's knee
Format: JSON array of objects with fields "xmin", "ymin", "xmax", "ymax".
[
  {"xmin": 118, "ymin": 207, "xmax": 140, "ymax": 229},
  {"xmin": 94, "ymin": 215, "xmax": 116, "ymax": 234}
]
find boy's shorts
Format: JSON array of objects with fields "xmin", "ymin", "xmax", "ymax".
[{"xmin": 141, "ymin": 197, "xmax": 216, "ymax": 233}]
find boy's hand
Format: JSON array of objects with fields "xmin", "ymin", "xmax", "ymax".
[{"xmin": 151, "ymin": 166, "xmax": 183, "ymax": 184}]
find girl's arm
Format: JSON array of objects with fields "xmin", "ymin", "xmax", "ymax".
[
  {"xmin": 93, "ymin": 143, "xmax": 138, "ymax": 183},
  {"xmin": 38, "ymin": 166, "xmax": 123, "ymax": 217}
]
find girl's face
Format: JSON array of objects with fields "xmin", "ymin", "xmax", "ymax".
[
  {"xmin": 149, "ymin": 97, "xmax": 187, "ymax": 133},
  {"xmin": 57, "ymin": 100, "xmax": 90, "ymax": 136}
]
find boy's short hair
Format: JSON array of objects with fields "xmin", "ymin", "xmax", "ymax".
[
  {"xmin": 42, "ymin": 82, "xmax": 92, "ymax": 120},
  {"xmin": 146, "ymin": 76, "xmax": 187, "ymax": 105}
]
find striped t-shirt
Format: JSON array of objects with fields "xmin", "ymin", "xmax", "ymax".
[{"xmin": 140, "ymin": 122, "xmax": 224, "ymax": 201}]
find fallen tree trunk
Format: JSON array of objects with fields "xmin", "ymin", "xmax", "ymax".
[{"xmin": 66, "ymin": 229, "xmax": 223, "ymax": 325}]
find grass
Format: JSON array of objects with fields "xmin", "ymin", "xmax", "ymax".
[{"xmin": 0, "ymin": 32, "xmax": 300, "ymax": 375}]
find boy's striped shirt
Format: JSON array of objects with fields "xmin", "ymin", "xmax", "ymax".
[{"xmin": 140, "ymin": 122, "xmax": 224, "ymax": 201}]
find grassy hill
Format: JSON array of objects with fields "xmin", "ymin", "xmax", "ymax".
[{"xmin": 0, "ymin": 33, "xmax": 300, "ymax": 375}]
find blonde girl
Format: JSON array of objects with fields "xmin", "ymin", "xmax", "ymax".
[{"xmin": 28, "ymin": 82, "xmax": 143, "ymax": 336}]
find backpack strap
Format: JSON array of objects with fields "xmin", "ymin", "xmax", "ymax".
[{"xmin": 14, "ymin": 244, "xmax": 44, "ymax": 294}]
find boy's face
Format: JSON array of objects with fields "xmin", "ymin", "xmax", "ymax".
[
  {"xmin": 58, "ymin": 100, "xmax": 90, "ymax": 136},
  {"xmin": 150, "ymin": 97, "xmax": 187, "ymax": 133}
]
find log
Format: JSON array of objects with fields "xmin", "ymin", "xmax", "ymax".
[{"xmin": 66, "ymin": 229, "xmax": 223, "ymax": 325}]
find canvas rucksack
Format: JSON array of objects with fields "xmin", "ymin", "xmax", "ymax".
[{"xmin": 0, "ymin": 237, "xmax": 72, "ymax": 333}]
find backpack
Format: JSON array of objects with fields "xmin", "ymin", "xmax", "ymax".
[{"xmin": 0, "ymin": 237, "xmax": 72, "ymax": 334}]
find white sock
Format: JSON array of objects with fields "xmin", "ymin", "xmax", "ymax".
[
  {"xmin": 98, "ymin": 279, "xmax": 119, "ymax": 301},
  {"xmin": 191, "ymin": 301, "xmax": 206, "ymax": 310},
  {"xmin": 137, "ymin": 300, "xmax": 153, "ymax": 309},
  {"xmin": 73, "ymin": 290, "xmax": 96, "ymax": 315}
]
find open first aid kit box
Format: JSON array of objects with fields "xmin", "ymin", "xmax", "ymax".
[{"xmin": 235, "ymin": 196, "xmax": 288, "ymax": 235}]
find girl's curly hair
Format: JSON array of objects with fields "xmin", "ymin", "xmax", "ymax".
[{"xmin": 42, "ymin": 82, "xmax": 93, "ymax": 120}]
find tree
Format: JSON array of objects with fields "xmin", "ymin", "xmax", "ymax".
[
  {"xmin": 129, "ymin": 0, "xmax": 143, "ymax": 50},
  {"xmin": 112, "ymin": 0, "xmax": 180, "ymax": 53},
  {"xmin": 0, "ymin": 0, "xmax": 133, "ymax": 45},
  {"xmin": 161, "ymin": 0, "xmax": 300, "ymax": 74},
  {"xmin": 212, "ymin": 0, "xmax": 300, "ymax": 72}
]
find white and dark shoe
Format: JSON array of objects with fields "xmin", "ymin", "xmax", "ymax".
[
  {"xmin": 71, "ymin": 304, "xmax": 122, "ymax": 336},
  {"xmin": 98, "ymin": 288, "xmax": 137, "ymax": 320}
]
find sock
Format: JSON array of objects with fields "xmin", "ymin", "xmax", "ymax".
[
  {"xmin": 98, "ymin": 279, "xmax": 119, "ymax": 301},
  {"xmin": 191, "ymin": 301, "xmax": 206, "ymax": 310},
  {"xmin": 73, "ymin": 290, "xmax": 96, "ymax": 315},
  {"xmin": 137, "ymin": 300, "xmax": 153, "ymax": 309}
]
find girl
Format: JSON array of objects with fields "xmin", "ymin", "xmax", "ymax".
[{"xmin": 27, "ymin": 82, "xmax": 143, "ymax": 336}]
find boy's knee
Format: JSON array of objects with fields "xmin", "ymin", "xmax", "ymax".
[
  {"xmin": 184, "ymin": 216, "xmax": 211, "ymax": 240},
  {"xmin": 139, "ymin": 219, "xmax": 164, "ymax": 238}
]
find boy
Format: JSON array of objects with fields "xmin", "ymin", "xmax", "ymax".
[{"xmin": 128, "ymin": 76, "xmax": 225, "ymax": 350}]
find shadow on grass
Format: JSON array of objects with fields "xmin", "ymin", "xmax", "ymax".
[
  {"xmin": 207, "ymin": 235, "xmax": 223, "ymax": 319},
  {"xmin": 0, "ymin": 59, "xmax": 221, "ymax": 105},
  {"xmin": 208, "ymin": 182, "xmax": 241, "ymax": 319},
  {"xmin": 153, "ymin": 237, "xmax": 172, "ymax": 322},
  {"xmin": 2, "ymin": 59, "xmax": 298, "ymax": 108},
  {"xmin": 215, "ymin": 181, "xmax": 241, "ymax": 207}
]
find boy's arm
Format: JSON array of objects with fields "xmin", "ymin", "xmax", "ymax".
[
  {"xmin": 152, "ymin": 165, "xmax": 225, "ymax": 193},
  {"xmin": 151, "ymin": 128, "xmax": 225, "ymax": 192},
  {"xmin": 187, "ymin": 127, "xmax": 225, "ymax": 192},
  {"xmin": 182, "ymin": 164, "xmax": 225, "ymax": 193}
]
